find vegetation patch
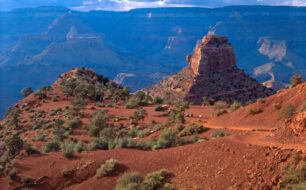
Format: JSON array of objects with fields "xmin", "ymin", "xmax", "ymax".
[
  {"xmin": 96, "ymin": 158, "xmax": 119, "ymax": 178},
  {"xmin": 280, "ymin": 104, "xmax": 295, "ymax": 120},
  {"xmin": 210, "ymin": 129, "xmax": 230, "ymax": 138}
]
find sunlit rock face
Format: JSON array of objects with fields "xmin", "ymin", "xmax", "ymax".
[{"xmin": 148, "ymin": 35, "xmax": 275, "ymax": 105}]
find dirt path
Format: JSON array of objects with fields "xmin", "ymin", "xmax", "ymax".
[{"xmin": 204, "ymin": 123, "xmax": 306, "ymax": 152}]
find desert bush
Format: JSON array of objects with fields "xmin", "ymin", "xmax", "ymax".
[
  {"xmin": 71, "ymin": 98, "xmax": 87, "ymax": 106},
  {"xmin": 41, "ymin": 141, "xmax": 61, "ymax": 153},
  {"xmin": 22, "ymin": 87, "xmax": 33, "ymax": 98},
  {"xmin": 6, "ymin": 134, "xmax": 24, "ymax": 157},
  {"xmin": 96, "ymin": 158, "xmax": 118, "ymax": 178},
  {"xmin": 5, "ymin": 108, "xmax": 21, "ymax": 129},
  {"xmin": 67, "ymin": 119, "xmax": 82, "ymax": 129},
  {"xmin": 8, "ymin": 168, "xmax": 18, "ymax": 180},
  {"xmin": 133, "ymin": 107, "xmax": 148, "ymax": 122},
  {"xmin": 137, "ymin": 138, "xmax": 157, "ymax": 150},
  {"xmin": 167, "ymin": 109, "xmax": 185, "ymax": 124},
  {"xmin": 125, "ymin": 98, "xmax": 142, "ymax": 109},
  {"xmin": 257, "ymin": 98, "xmax": 265, "ymax": 103},
  {"xmin": 175, "ymin": 102, "xmax": 189, "ymax": 110},
  {"xmin": 210, "ymin": 129, "xmax": 230, "ymax": 138},
  {"xmin": 156, "ymin": 129, "xmax": 187, "ymax": 149},
  {"xmin": 116, "ymin": 172, "xmax": 143, "ymax": 190},
  {"xmin": 273, "ymin": 103, "xmax": 281, "ymax": 110},
  {"xmin": 153, "ymin": 96, "xmax": 163, "ymax": 104},
  {"xmin": 202, "ymin": 96, "xmax": 215, "ymax": 106},
  {"xmin": 180, "ymin": 123, "xmax": 205, "ymax": 136},
  {"xmin": 61, "ymin": 142, "xmax": 75, "ymax": 159},
  {"xmin": 280, "ymin": 104, "xmax": 295, "ymax": 120},
  {"xmin": 191, "ymin": 133, "xmax": 199, "ymax": 143},
  {"xmin": 154, "ymin": 105, "xmax": 165, "ymax": 112},
  {"xmin": 99, "ymin": 127, "xmax": 117, "ymax": 141},
  {"xmin": 117, "ymin": 137, "xmax": 137, "ymax": 148},
  {"xmin": 280, "ymin": 153, "xmax": 306, "ymax": 189},
  {"xmin": 248, "ymin": 107, "xmax": 263, "ymax": 115},
  {"xmin": 229, "ymin": 101, "xmax": 242, "ymax": 112},
  {"xmin": 34, "ymin": 86, "xmax": 49, "ymax": 99},
  {"xmin": 211, "ymin": 101, "xmax": 228, "ymax": 116},
  {"xmin": 60, "ymin": 78, "xmax": 77, "ymax": 99},
  {"xmin": 52, "ymin": 125, "xmax": 68, "ymax": 141},
  {"xmin": 74, "ymin": 141, "xmax": 87, "ymax": 152},
  {"xmin": 89, "ymin": 138, "xmax": 108, "ymax": 150},
  {"xmin": 87, "ymin": 110, "xmax": 110, "ymax": 137},
  {"xmin": 25, "ymin": 146, "xmax": 40, "ymax": 155},
  {"xmin": 20, "ymin": 175, "xmax": 33, "ymax": 185},
  {"xmin": 290, "ymin": 74, "xmax": 303, "ymax": 87},
  {"xmin": 142, "ymin": 169, "xmax": 169, "ymax": 190}
]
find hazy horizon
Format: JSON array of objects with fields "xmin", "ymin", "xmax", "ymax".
[{"xmin": 1, "ymin": 0, "xmax": 306, "ymax": 11}]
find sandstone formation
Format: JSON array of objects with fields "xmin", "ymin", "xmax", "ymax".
[{"xmin": 146, "ymin": 35, "xmax": 274, "ymax": 104}]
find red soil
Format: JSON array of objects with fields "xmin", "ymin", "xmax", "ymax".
[{"xmin": 1, "ymin": 72, "xmax": 305, "ymax": 190}]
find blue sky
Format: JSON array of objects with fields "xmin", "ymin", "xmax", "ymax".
[{"xmin": 1, "ymin": 0, "xmax": 306, "ymax": 11}]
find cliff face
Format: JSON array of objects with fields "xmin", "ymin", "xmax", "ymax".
[{"xmin": 147, "ymin": 35, "xmax": 274, "ymax": 104}]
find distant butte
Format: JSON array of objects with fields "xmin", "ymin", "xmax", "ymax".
[{"xmin": 146, "ymin": 35, "xmax": 274, "ymax": 104}]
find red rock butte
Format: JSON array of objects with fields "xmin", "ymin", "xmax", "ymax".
[{"xmin": 147, "ymin": 35, "xmax": 274, "ymax": 104}]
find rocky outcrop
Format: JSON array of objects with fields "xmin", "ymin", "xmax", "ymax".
[
  {"xmin": 147, "ymin": 35, "xmax": 274, "ymax": 104},
  {"xmin": 286, "ymin": 112, "xmax": 306, "ymax": 136}
]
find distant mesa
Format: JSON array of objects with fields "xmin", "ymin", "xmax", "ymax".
[{"xmin": 146, "ymin": 35, "xmax": 275, "ymax": 104}]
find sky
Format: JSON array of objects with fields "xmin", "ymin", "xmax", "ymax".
[{"xmin": 1, "ymin": 0, "xmax": 306, "ymax": 11}]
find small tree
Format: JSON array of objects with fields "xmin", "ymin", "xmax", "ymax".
[
  {"xmin": 22, "ymin": 87, "xmax": 33, "ymax": 98},
  {"xmin": 202, "ymin": 96, "xmax": 215, "ymax": 106},
  {"xmin": 35, "ymin": 86, "xmax": 49, "ymax": 100},
  {"xmin": 5, "ymin": 108, "xmax": 21, "ymax": 129},
  {"xmin": 60, "ymin": 78, "xmax": 77, "ymax": 100},
  {"xmin": 133, "ymin": 107, "xmax": 148, "ymax": 123},
  {"xmin": 290, "ymin": 74, "xmax": 303, "ymax": 87},
  {"xmin": 6, "ymin": 134, "xmax": 24, "ymax": 157}
]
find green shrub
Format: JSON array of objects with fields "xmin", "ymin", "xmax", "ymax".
[
  {"xmin": 154, "ymin": 105, "xmax": 165, "ymax": 112},
  {"xmin": 6, "ymin": 134, "xmax": 24, "ymax": 157},
  {"xmin": 211, "ymin": 129, "xmax": 230, "ymax": 138},
  {"xmin": 248, "ymin": 107, "xmax": 263, "ymax": 115},
  {"xmin": 229, "ymin": 101, "xmax": 242, "ymax": 112},
  {"xmin": 89, "ymin": 138, "xmax": 108, "ymax": 150},
  {"xmin": 280, "ymin": 104, "xmax": 295, "ymax": 120},
  {"xmin": 133, "ymin": 107, "xmax": 148, "ymax": 122},
  {"xmin": 61, "ymin": 142, "xmax": 75, "ymax": 159},
  {"xmin": 167, "ymin": 109, "xmax": 185, "ymax": 124},
  {"xmin": 257, "ymin": 98, "xmax": 265, "ymax": 103},
  {"xmin": 8, "ymin": 168, "xmax": 18, "ymax": 180},
  {"xmin": 156, "ymin": 129, "xmax": 187, "ymax": 149},
  {"xmin": 211, "ymin": 101, "xmax": 228, "ymax": 116},
  {"xmin": 153, "ymin": 97, "xmax": 163, "ymax": 104},
  {"xmin": 41, "ymin": 141, "xmax": 61, "ymax": 153},
  {"xmin": 191, "ymin": 133, "xmax": 199, "ymax": 143},
  {"xmin": 87, "ymin": 110, "xmax": 110, "ymax": 137},
  {"xmin": 20, "ymin": 175, "xmax": 33, "ymax": 185},
  {"xmin": 125, "ymin": 98, "xmax": 139, "ymax": 109},
  {"xmin": 202, "ymin": 96, "xmax": 215, "ymax": 106},
  {"xmin": 67, "ymin": 119, "xmax": 82, "ymax": 129},
  {"xmin": 273, "ymin": 103, "xmax": 281, "ymax": 110},
  {"xmin": 280, "ymin": 152, "xmax": 306, "ymax": 189},
  {"xmin": 71, "ymin": 98, "xmax": 87, "ymax": 106},
  {"xmin": 74, "ymin": 141, "xmax": 87, "ymax": 152},
  {"xmin": 142, "ymin": 169, "xmax": 169, "ymax": 190},
  {"xmin": 180, "ymin": 123, "xmax": 205, "ymax": 136},
  {"xmin": 96, "ymin": 158, "xmax": 118, "ymax": 178},
  {"xmin": 116, "ymin": 172, "xmax": 143, "ymax": 190},
  {"xmin": 26, "ymin": 146, "xmax": 40, "ymax": 155},
  {"xmin": 290, "ymin": 74, "xmax": 303, "ymax": 87}
]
